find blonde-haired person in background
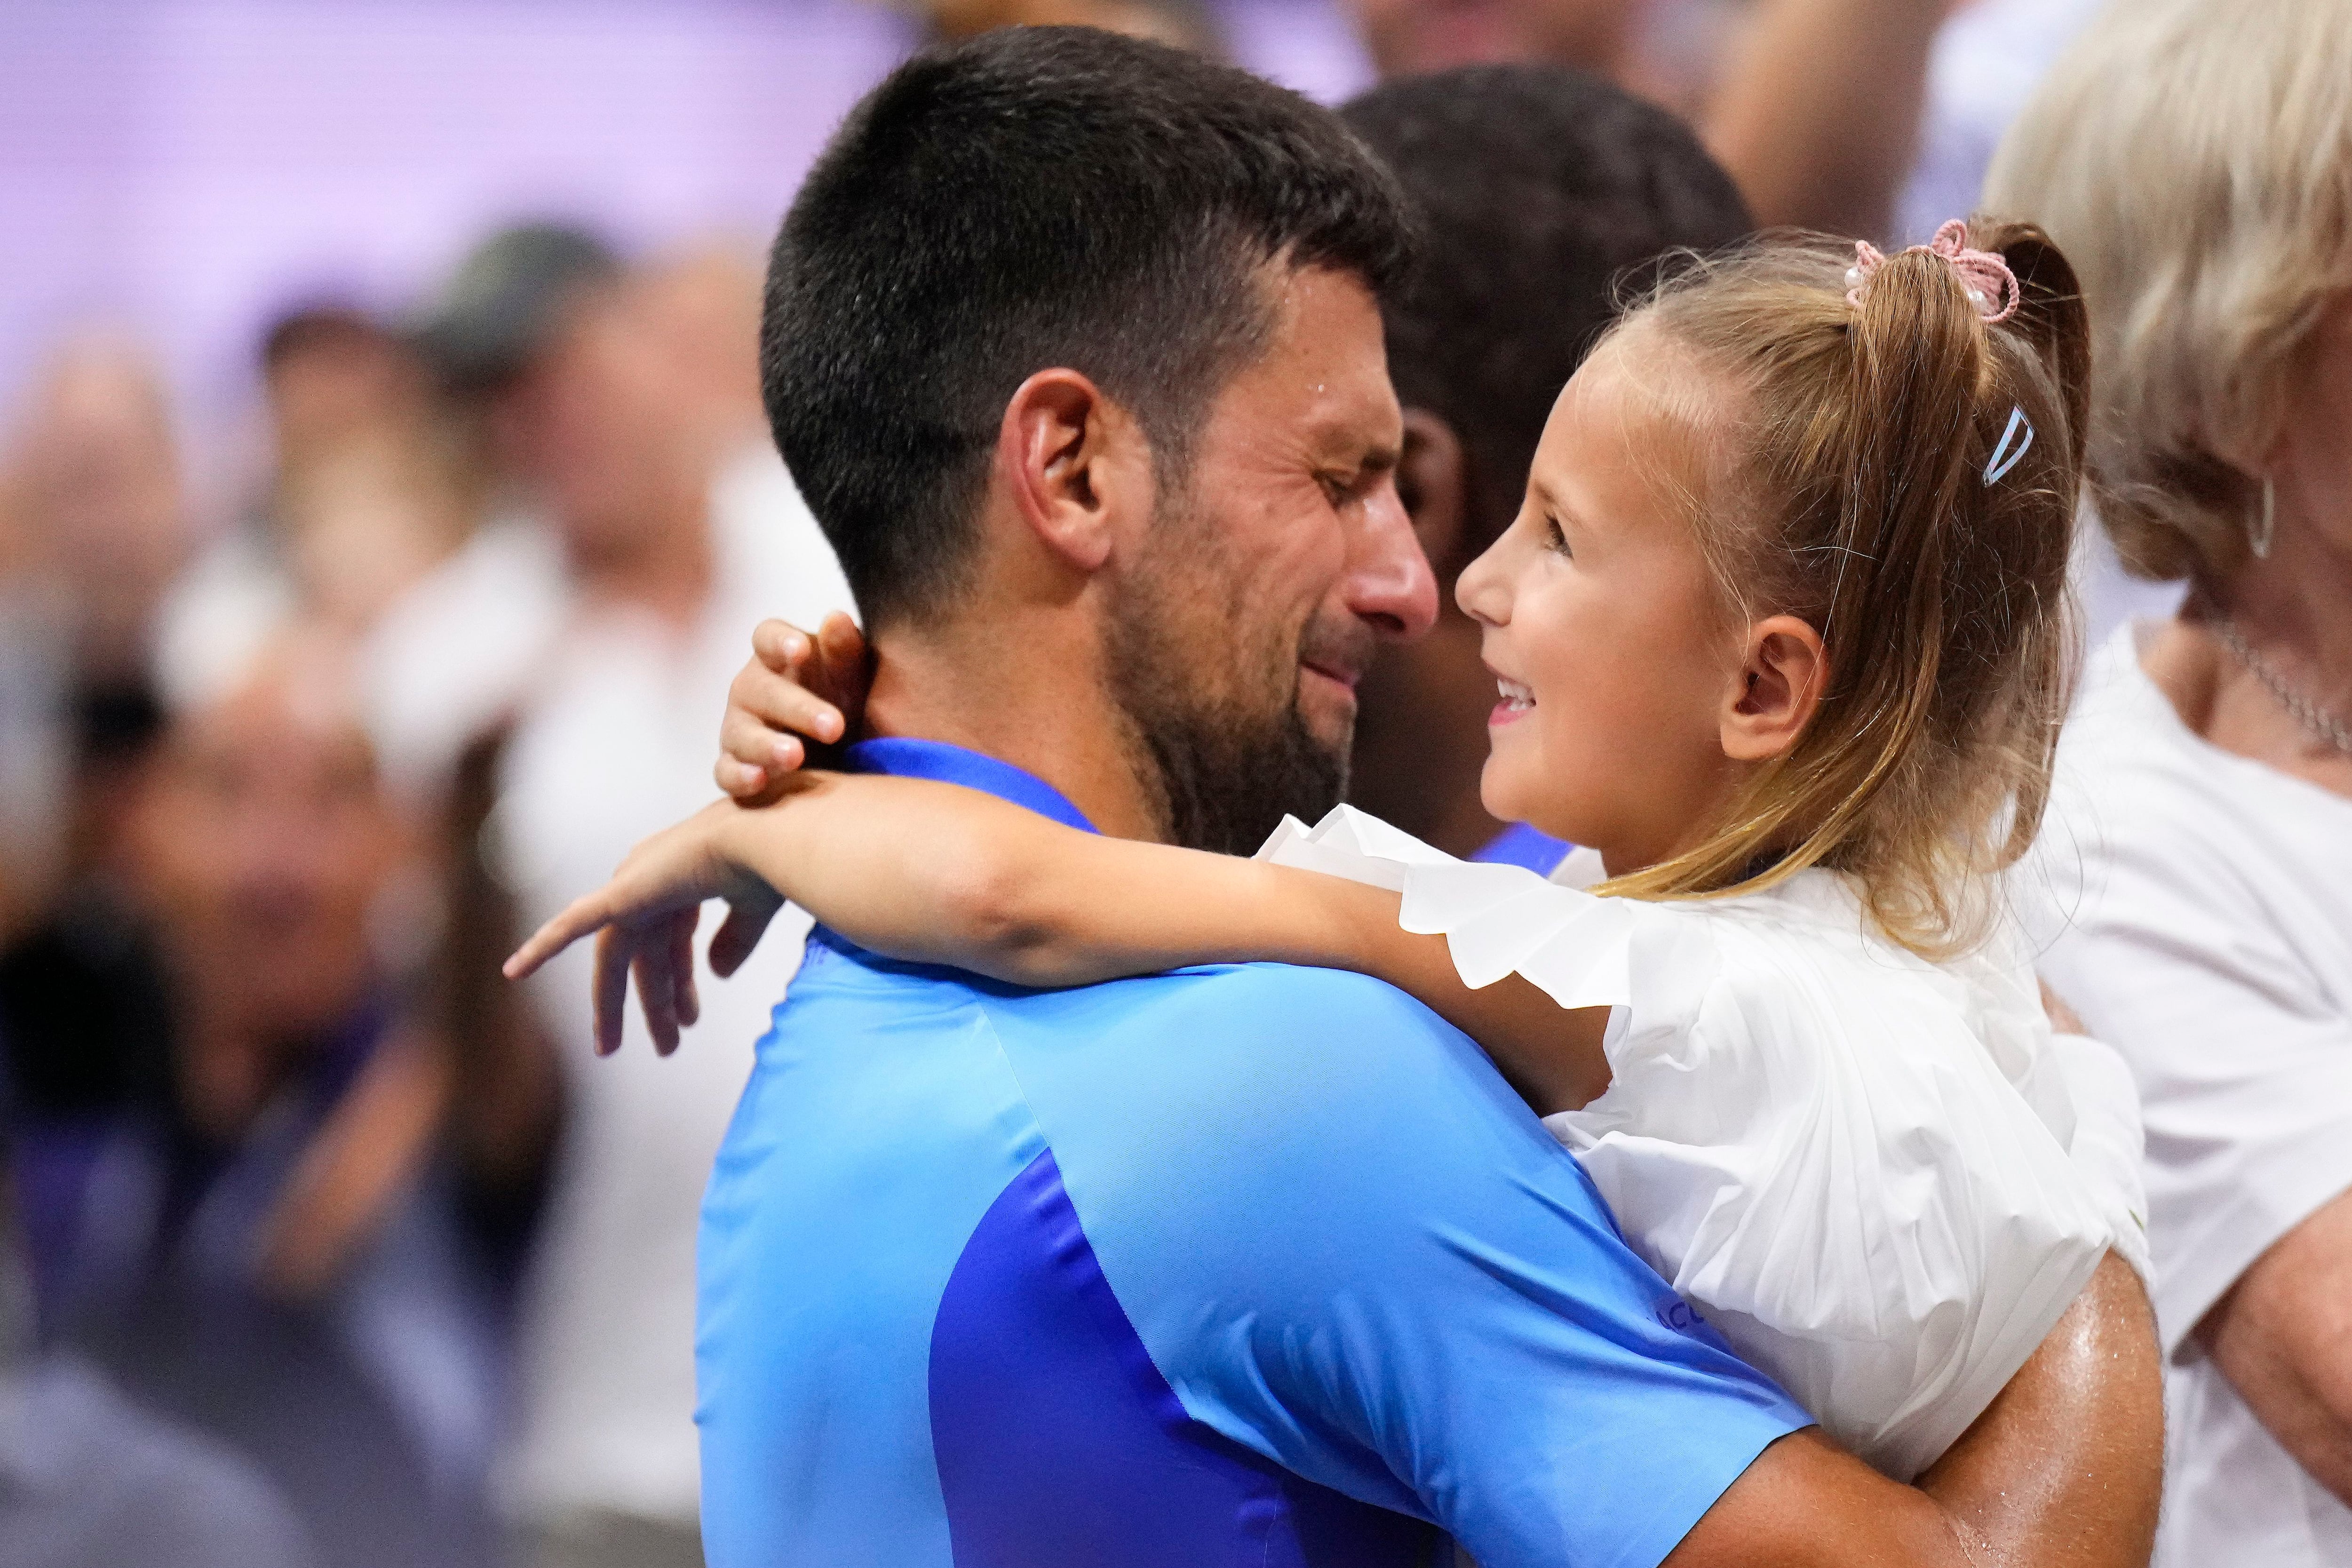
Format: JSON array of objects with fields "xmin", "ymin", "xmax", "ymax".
[{"xmin": 1988, "ymin": 2, "xmax": 2352, "ymax": 1563}]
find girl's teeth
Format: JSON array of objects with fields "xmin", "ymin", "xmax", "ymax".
[{"xmin": 1497, "ymin": 679, "xmax": 1534, "ymax": 710}]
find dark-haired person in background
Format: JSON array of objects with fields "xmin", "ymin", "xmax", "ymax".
[
  {"xmin": 650, "ymin": 26, "xmax": 2159, "ymax": 1566},
  {"xmin": 1336, "ymin": 63, "xmax": 1752, "ymax": 868}
]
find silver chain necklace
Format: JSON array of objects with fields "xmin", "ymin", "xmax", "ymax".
[{"xmin": 2209, "ymin": 618, "xmax": 2352, "ymax": 758}]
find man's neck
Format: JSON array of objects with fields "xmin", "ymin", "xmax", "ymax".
[{"xmin": 860, "ymin": 621, "xmax": 1168, "ymax": 843}]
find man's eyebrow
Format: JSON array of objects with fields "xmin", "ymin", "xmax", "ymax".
[{"xmin": 1331, "ymin": 439, "xmax": 1400, "ymax": 476}]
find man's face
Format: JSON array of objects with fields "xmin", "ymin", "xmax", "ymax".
[{"xmin": 1105, "ymin": 266, "xmax": 1438, "ymax": 853}]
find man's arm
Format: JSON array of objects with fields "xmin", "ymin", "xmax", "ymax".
[
  {"xmin": 2196, "ymin": 1187, "xmax": 2352, "ymax": 1504},
  {"xmin": 1669, "ymin": 1253, "xmax": 2163, "ymax": 1568}
]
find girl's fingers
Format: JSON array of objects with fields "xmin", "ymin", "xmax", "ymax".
[
  {"xmin": 670, "ymin": 907, "xmax": 701, "ymax": 1029},
  {"xmin": 814, "ymin": 612, "xmax": 873, "ymax": 715},
  {"xmin": 714, "ymin": 754, "xmax": 768, "ymax": 800},
  {"xmin": 637, "ymin": 939, "xmax": 680, "ymax": 1057},
  {"xmin": 740, "ymin": 669, "xmax": 844, "ymax": 747},
  {"xmin": 723, "ymin": 707, "xmax": 809, "ymax": 775},
  {"xmin": 708, "ymin": 894, "xmax": 783, "ymax": 979},
  {"xmin": 751, "ymin": 617, "xmax": 812, "ymax": 672},
  {"xmin": 592, "ymin": 926, "xmax": 632, "ymax": 1057},
  {"xmin": 816, "ymin": 609, "xmax": 866, "ymax": 654},
  {"xmin": 505, "ymin": 893, "xmax": 610, "ymax": 980}
]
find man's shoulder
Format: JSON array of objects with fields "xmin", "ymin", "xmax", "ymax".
[
  {"xmin": 1042, "ymin": 959, "xmax": 1452, "ymax": 1037},
  {"xmin": 975, "ymin": 960, "xmax": 1570, "ymax": 1218},
  {"xmin": 985, "ymin": 961, "xmax": 1474, "ymax": 1099},
  {"xmin": 1120, "ymin": 959, "xmax": 1448, "ymax": 1033},
  {"xmin": 795, "ymin": 948, "xmax": 1546, "ymax": 1192}
]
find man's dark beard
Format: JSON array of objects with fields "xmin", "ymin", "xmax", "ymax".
[{"xmin": 1104, "ymin": 559, "xmax": 1347, "ymax": 856}]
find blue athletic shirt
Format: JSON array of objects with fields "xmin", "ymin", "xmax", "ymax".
[
  {"xmin": 1470, "ymin": 820, "xmax": 1573, "ymax": 877},
  {"xmin": 696, "ymin": 738, "xmax": 1810, "ymax": 1568}
]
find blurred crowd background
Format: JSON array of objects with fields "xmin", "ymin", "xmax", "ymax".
[{"xmin": 0, "ymin": 2, "xmax": 2177, "ymax": 1565}]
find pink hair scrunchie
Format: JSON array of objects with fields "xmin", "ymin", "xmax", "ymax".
[{"xmin": 1843, "ymin": 220, "xmax": 2021, "ymax": 324}]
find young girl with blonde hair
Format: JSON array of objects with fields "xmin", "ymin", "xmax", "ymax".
[{"xmin": 511, "ymin": 220, "xmax": 2149, "ymax": 1480}]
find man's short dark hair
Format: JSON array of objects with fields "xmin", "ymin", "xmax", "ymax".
[
  {"xmin": 1340, "ymin": 65, "xmax": 1754, "ymax": 560},
  {"xmin": 763, "ymin": 26, "xmax": 1414, "ymax": 629}
]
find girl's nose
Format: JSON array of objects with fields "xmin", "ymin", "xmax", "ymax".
[{"xmin": 1455, "ymin": 531, "xmax": 1513, "ymax": 628}]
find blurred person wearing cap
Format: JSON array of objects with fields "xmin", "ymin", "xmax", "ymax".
[
  {"xmin": 0, "ymin": 629, "xmax": 541, "ymax": 1568},
  {"xmin": 367, "ymin": 222, "xmax": 851, "ymax": 1568}
]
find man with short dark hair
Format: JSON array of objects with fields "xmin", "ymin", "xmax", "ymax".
[
  {"xmin": 692, "ymin": 26, "xmax": 2159, "ymax": 1566},
  {"xmin": 759, "ymin": 28, "xmax": 1419, "ymax": 856}
]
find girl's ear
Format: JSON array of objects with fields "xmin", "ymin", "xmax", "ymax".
[{"xmin": 1721, "ymin": 614, "xmax": 1826, "ymax": 762}]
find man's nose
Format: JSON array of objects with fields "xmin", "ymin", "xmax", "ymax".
[{"xmin": 1346, "ymin": 478, "xmax": 1439, "ymax": 640}]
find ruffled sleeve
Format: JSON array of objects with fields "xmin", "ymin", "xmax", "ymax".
[
  {"xmin": 1257, "ymin": 805, "xmax": 2121, "ymax": 1480},
  {"xmin": 1258, "ymin": 806, "xmax": 1650, "ymax": 1008}
]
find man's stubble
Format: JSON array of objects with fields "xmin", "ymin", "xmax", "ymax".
[{"xmin": 1103, "ymin": 492, "xmax": 1351, "ymax": 857}]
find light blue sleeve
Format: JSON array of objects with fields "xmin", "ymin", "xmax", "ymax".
[{"xmin": 985, "ymin": 962, "xmax": 1812, "ymax": 1568}]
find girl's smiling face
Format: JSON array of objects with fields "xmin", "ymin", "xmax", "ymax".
[{"xmin": 1456, "ymin": 326, "xmax": 1756, "ymax": 876}]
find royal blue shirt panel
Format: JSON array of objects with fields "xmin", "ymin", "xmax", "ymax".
[
  {"xmin": 976, "ymin": 961, "xmax": 1810, "ymax": 1566},
  {"xmin": 845, "ymin": 737, "xmax": 1097, "ymax": 833},
  {"xmin": 931, "ymin": 1146, "xmax": 1441, "ymax": 1567},
  {"xmin": 1470, "ymin": 820, "xmax": 1573, "ymax": 877}
]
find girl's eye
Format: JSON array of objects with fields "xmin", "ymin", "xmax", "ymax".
[{"xmin": 1544, "ymin": 516, "xmax": 1571, "ymax": 555}]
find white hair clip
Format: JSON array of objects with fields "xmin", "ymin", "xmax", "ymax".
[{"xmin": 1984, "ymin": 406, "xmax": 2034, "ymax": 486}]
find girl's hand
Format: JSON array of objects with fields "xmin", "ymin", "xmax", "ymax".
[
  {"xmin": 715, "ymin": 612, "xmax": 872, "ymax": 801},
  {"xmin": 503, "ymin": 798, "xmax": 787, "ymax": 1057}
]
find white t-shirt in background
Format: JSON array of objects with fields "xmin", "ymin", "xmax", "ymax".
[
  {"xmin": 2022, "ymin": 622, "xmax": 2352, "ymax": 1568},
  {"xmin": 362, "ymin": 446, "xmax": 854, "ymax": 1532}
]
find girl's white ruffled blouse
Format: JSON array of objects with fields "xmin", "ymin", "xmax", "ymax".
[{"xmin": 1258, "ymin": 805, "xmax": 2148, "ymax": 1480}]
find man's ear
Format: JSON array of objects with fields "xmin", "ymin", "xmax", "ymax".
[
  {"xmin": 1397, "ymin": 407, "xmax": 1469, "ymax": 581},
  {"xmin": 1721, "ymin": 614, "xmax": 1827, "ymax": 763},
  {"xmin": 995, "ymin": 369, "xmax": 1152, "ymax": 575}
]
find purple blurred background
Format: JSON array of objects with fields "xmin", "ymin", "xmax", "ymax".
[{"xmin": 0, "ymin": 0, "xmax": 1372, "ymax": 497}]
